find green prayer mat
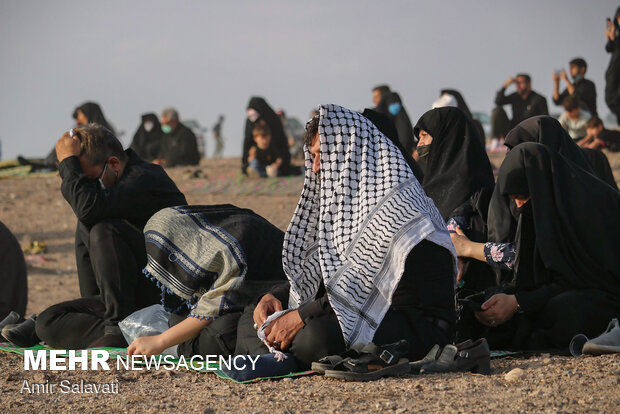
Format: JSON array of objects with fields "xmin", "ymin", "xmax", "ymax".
[{"xmin": 0, "ymin": 342, "xmax": 314, "ymax": 384}]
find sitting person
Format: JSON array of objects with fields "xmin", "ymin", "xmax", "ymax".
[
  {"xmin": 153, "ymin": 107, "xmax": 200, "ymax": 167},
  {"xmin": 3, "ymin": 124, "xmax": 188, "ymax": 349},
  {"xmin": 0, "ymin": 222, "xmax": 27, "ymax": 327},
  {"xmin": 127, "ymin": 205, "xmax": 287, "ymax": 358},
  {"xmin": 558, "ymin": 95, "xmax": 590, "ymax": 141},
  {"xmin": 242, "ymin": 97, "xmax": 294, "ymax": 176},
  {"xmin": 577, "ymin": 116, "xmax": 620, "ymax": 152},
  {"xmin": 130, "ymin": 113, "xmax": 163, "ymax": 162},
  {"xmin": 450, "ymin": 142, "xmax": 620, "ymax": 350},
  {"xmin": 235, "ymin": 104, "xmax": 457, "ymax": 369},
  {"xmin": 246, "ymin": 120, "xmax": 284, "ymax": 177}
]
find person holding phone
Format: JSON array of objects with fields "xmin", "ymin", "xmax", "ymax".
[
  {"xmin": 552, "ymin": 58, "xmax": 597, "ymax": 117},
  {"xmin": 605, "ymin": 7, "xmax": 620, "ymax": 123}
]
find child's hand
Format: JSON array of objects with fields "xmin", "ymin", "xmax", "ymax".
[
  {"xmin": 127, "ymin": 335, "xmax": 166, "ymax": 357},
  {"xmin": 248, "ymin": 146, "xmax": 257, "ymax": 161}
]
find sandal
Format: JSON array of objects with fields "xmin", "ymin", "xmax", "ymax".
[
  {"xmin": 420, "ymin": 338, "xmax": 490, "ymax": 375},
  {"xmin": 311, "ymin": 343, "xmax": 365, "ymax": 374},
  {"xmin": 409, "ymin": 339, "xmax": 473, "ymax": 374},
  {"xmin": 324, "ymin": 340, "xmax": 410, "ymax": 381}
]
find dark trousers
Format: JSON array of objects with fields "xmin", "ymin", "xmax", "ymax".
[
  {"xmin": 36, "ymin": 219, "xmax": 160, "ymax": 348},
  {"xmin": 170, "ymin": 312, "xmax": 242, "ymax": 358},
  {"xmin": 234, "ymin": 304, "xmax": 451, "ymax": 370},
  {"xmin": 462, "ymin": 289, "xmax": 620, "ymax": 351}
]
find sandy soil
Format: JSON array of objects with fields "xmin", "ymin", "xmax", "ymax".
[{"xmin": 0, "ymin": 154, "xmax": 619, "ymax": 413}]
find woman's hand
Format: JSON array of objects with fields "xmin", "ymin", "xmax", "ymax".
[
  {"xmin": 265, "ymin": 310, "xmax": 304, "ymax": 351},
  {"xmin": 127, "ymin": 335, "xmax": 166, "ymax": 357},
  {"xmin": 475, "ymin": 293, "xmax": 518, "ymax": 327},
  {"xmin": 253, "ymin": 294, "xmax": 283, "ymax": 327},
  {"xmin": 450, "ymin": 226, "xmax": 473, "ymax": 257}
]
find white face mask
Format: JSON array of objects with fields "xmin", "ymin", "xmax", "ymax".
[
  {"xmin": 143, "ymin": 121, "xmax": 154, "ymax": 132},
  {"xmin": 98, "ymin": 161, "xmax": 109, "ymax": 189},
  {"xmin": 247, "ymin": 109, "xmax": 259, "ymax": 123}
]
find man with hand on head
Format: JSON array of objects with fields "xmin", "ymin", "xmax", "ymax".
[{"xmin": 3, "ymin": 124, "xmax": 187, "ymax": 349}]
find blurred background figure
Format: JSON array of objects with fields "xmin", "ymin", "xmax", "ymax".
[
  {"xmin": 605, "ymin": 7, "xmax": 620, "ymax": 123},
  {"xmin": 212, "ymin": 115, "xmax": 225, "ymax": 158},
  {"xmin": 371, "ymin": 85, "xmax": 416, "ymax": 155},
  {"xmin": 242, "ymin": 97, "xmax": 296, "ymax": 176},
  {"xmin": 491, "ymin": 74, "xmax": 549, "ymax": 139},
  {"xmin": 153, "ymin": 107, "xmax": 200, "ymax": 167},
  {"xmin": 130, "ymin": 113, "xmax": 163, "ymax": 162},
  {"xmin": 577, "ymin": 116, "xmax": 620, "ymax": 151},
  {"xmin": 558, "ymin": 95, "xmax": 591, "ymax": 141},
  {"xmin": 277, "ymin": 109, "xmax": 305, "ymax": 159},
  {"xmin": 433, "ymin": 89, "xmax": 487, "ymax": 146},
  {"xmin": 552, "ymin": 57, "xmax": 597, "ymax": 116}
]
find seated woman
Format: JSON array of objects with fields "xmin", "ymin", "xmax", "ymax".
[
  {"xmin": 235, "ymin": 104, "xmax": 457, "ymax": 369},
  {"xmin": 122, "ymin": 205, "xmax": 287, "ymax": 357},
  {"xmin": 413, "ymin": 107, "xmax": 496, "ymax": 294},
  {"xmin": 451, "ymin": 142, "xmax": 620, "ymax": 350},
  {"xmin": 413, "ymin": 107, "xmax": 495, "ymax": 221}
]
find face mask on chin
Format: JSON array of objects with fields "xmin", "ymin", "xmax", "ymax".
[{"xmin": 416, "ymin": 144, "xmax": 431, "ymax": 171}]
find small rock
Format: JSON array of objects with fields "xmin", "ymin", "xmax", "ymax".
[
  {"xmin": 282, "ymin": 377, "xmax": 293, "ymax": 382},
  {"xmin": 504, "ymin": 368, "xmax": 525, "ymax": 383}
]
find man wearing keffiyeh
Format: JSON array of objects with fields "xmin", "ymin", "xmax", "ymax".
[{"xmin": 236, "ymin": 104, "xmax": 458, "ymax": 369}]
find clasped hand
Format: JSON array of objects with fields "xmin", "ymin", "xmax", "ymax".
[
  {"xmin": 253, "ymin": 294, "xmax": 304, "ymax": 351},
  {"xmin": 475, "ymin": 293, "xmax": 518, "ymax": 327}
]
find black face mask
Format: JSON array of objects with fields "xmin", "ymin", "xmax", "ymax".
[
  {"xmin": 416, "ymin": 145, "xmax": 431, "ymax": 171},
  {"xmin": 516, "ymin": 200, "xmax": 533, "ymax": 219}
]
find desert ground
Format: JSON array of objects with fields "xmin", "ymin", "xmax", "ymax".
[{"xmin": 0, "ymin": 153, "xmax": 619, "ymax": 413}]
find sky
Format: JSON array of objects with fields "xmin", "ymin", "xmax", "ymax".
[{"xmin": 0, "ymin": 0, "xmax": 617, "ymax": 159}]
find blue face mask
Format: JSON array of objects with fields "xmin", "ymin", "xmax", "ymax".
[
  {"xmin": 572, "ymin": 73, "xmax": 583, "ymax": 83},
  {"xmin": 162, "ymin": 125, "xmax": 172, "ymax": 134},
  {"xmin": 388, "ymin": 103, "xmax": 402, "ymax": 116}
]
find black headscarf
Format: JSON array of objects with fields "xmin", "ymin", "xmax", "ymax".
[
  {"xmin": 72, "ymin": 102, "xmax": 115, "ymax": 135},
  {"xmin": 440, "ymin": 89, "xmax": 487, "ymax": 146},
  {"xmin": 382, "ymin": 92, "xmax": 416, "ymax": 154},
  {"xmin": 497, "ymin": 142, "xmax": 620, "ymax": 298},
  {"xmin": 413, "ymin": 107, "xmax": 494, "ymax": 220},
  {"xmin": 361, "ymin": 108, "xmax": 423, "ymax": 182},
  {"xmin": 242, "ymin": 96, "xmax": 291, "ymax": 174},
  {"xmin": 487, "ymin": 116, "xmax": 597, "ymax": 245},
  {"xmin": 580, "ymin": 148, "xmax": 619, "ymax": 190},
  {"xmin": 130, "ymin": 113, "xmax": 163, "ymax": 162}
]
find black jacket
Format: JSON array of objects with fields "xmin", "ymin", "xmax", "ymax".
[
  {"xmin": 59, "ymin": 149, "xmax": 188, "ymax": 229},
  {"xmin": 552, "ymin": 78, "xmax": 597, "ymax": 116},
  {"xmin": 495, "ymin": 89, "xmax": 549, "ymax": 127},
  {"xmin": 158, "ymin": 123, "xmax": 200, "ymax": 167}
]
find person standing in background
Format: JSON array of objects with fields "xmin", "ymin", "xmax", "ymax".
[
  {"xmin": 605, "ymin": 7, "xmax": 620, "ymax": 123},
  {"xmin": 212, "ymin": 115, "xmax": 225, "ymax": 159}
]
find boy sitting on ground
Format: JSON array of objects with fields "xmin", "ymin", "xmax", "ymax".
[
  {"xmin": 247, "ymin": 121, "xmax": 283, "ymax": 178},
  {"xmin": 558, "ymin": 95, "xmax": 590, "ymax": 141},
  {"xmin": 577, "ymin": 116, "xmax": 620, "ymax": 151}
]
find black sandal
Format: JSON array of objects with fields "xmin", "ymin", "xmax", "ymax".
[
  {"xmin": 324, "ymin": 340, "xmax": 410, "ymax": 381},
  {"xmin": 311, "ymin": 343, "xmax": 365, "ymax": 374}
]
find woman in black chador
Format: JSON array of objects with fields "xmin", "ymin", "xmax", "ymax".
[
  {"xmin": 413, "ymin": 107, "xmax": 494, "ymax": 221},
  {"xmin": 242, "ymin": 97, "xmax": 294, "ymax": 176},
  {"xmin": 130, "ymin": 113, "xmax": 163, "ymax": 162},
  {"xmin": 451, "ymin": 142, "xmax": 620, "ymax": 350}
]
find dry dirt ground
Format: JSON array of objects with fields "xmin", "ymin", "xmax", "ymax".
[{"xmin": 0, "ymin": 155, "xmax": 619, "ymax": 413}]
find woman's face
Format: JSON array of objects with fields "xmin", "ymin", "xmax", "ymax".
[
  {"xmin": 310, "ymin": 133, "xmax": 320, "ymax": 174},
  {"xmin": 75, "ymin": 109, "xmax": 88, "ymax": 125},
  {"xmin": 417, "ymin": 129, "xmax": 433, "ymax": 146},
  {"xmin": 509, "ymin": 194, "xmax": 531, "ymax": 208}
]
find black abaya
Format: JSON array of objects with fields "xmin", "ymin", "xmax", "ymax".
[
  {"xmin": 242, "ymin": 97, "xmax": 292, "ymax": 175},
  {"xmin": 605, "ymin": 7, "xmax": 620, "ymax": 123},
  {"xmin": 413, "ymin": 107, "xmax": 494, "ymax": 220},
  {"xmin": 130, "ymin": 113, "xmax": 163, "ymax": 162}
]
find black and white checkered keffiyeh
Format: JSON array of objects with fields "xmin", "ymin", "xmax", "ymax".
[{"xmin": 283, "ymin": 104, "xmax": 456, "ymax": 347}]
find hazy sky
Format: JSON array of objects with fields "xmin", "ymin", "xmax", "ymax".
[{"xmin": 1, "ymin": 0, "xmax": 617, "ymax": 159}]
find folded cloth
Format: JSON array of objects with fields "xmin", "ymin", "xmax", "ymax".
[{"xmin": 257, "ymin": 309, "xmax": 294, "ymax": 361}]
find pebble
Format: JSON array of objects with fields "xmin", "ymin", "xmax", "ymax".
[{"xmin": 504, "ymin": 368, "xmax": 525, "ymax": 383}]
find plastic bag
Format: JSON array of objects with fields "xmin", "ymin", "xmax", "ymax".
[{"xmin": 119, "ymin": 304, "xmax": 177, "ymax": 356}]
